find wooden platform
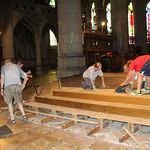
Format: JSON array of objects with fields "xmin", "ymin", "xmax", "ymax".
[{"xmin": 32, "ymin": 87, "xmax": 150, "ymax": 127}]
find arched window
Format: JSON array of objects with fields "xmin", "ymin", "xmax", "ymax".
[
  {"xmin": 106, "ymin": 3, "xmax": 112, "ymax": 33},
  {"xmin": 146, "ymin": 2, "xmax": 150, "ymax": 44},
  {"xmin": 91, "ymin": 3, "xmax": 97, "ymax": 30},
  {"xmin": 49, "ymin": 0, "xmax": 55, "ymax": 8},
  {"xmin": 49, "ymin": 30, "xmax": 57, "ymax": 46},
  {"xmin": 128, "ymin": 2, "xmax": 135, "ymax": 44}
]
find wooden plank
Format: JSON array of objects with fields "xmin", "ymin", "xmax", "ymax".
[
  {"xmin": 51, "ymin": 109, "xmax": 57, "ymax": 115},
  {"xmin": 24, "ymin": 109, "xmax": 98, "ymax": 125},
  {"xmin": 119, "ymin": 133, "xmax": 130, "ymax": 143},
  {"xmin": 15, "ymin": 111, "xmax": 36, "ymax": 118},
  {"xmin": 87, "ymin": 125, "xmax": 100, "ymax": 136},
  {"xmin": 123, "ymin": 127, "xmax": 139, "ymax": 144},
  {"xmin": 88, "ymin": 119, "xmax": 112, "ymax": 136},
  {"xmin": 56, "ymin": 69, "xmax": 62, "ymax": 89},
  {"xmin": 24, "ymin": 102, "xmax": 150, "ymax": 126},
  {"xmin": 103, "ymin": 120, "xmax": 112, "ymax": 128},
  {"xmin": 58, "ymin": 79, "xmax": 62, "ymax": 89},
  {"xmin": 98, "ymin": 119, "xmax": 103, "ymax": 129},
  {"xmin": 109, "ymin": 120, "xmax": 113, "ymax": 124},
  {"xmin": 72, "ymin": 114, "xmax": 78, "ymax": 124},
  {"xmin": 77, "ymin": 119, "xmax": 97, "ymax": 125},
  {"xmin": 35, "ymin": 96, "xmax": 150, "ymax": 119},
  {"xmin": 41, "ymin": 116, "xmax": 54, "ymax": 124},
  {"xmin": 119, "ymin": 124, "xmax": 139, "ymax": 143},
  {"xmin": 52, "ymin": 90, "xmax": 150, "ymax": 106},
  {"xmin": 0, "ymin": 106, "xmax": 8, "ymax": 111},
  {"xmin": 127, "ymin": 123, "xmax": 134, "ymax": 134},
  {"xmin": 123, "ymin": 127, "xmax": 146, "ymax": 150},
  {"xmin": 15, "ymin": 111, "xmax": 22, "ymax": 116},
  {"xmin": 61, "ymin": 120, "xmax": 75, "ymax": 129},
  {"xmin": 26, "ymin": 112, "xmax": 37, "ymax": 118},
  {"xmin": 36, "ymin": 96, "xmax": 150, "ymax": 111}
]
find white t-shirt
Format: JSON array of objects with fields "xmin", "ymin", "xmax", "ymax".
[{"xmin": 83, "ymin": 65, "xmax": 103, "ymax": 80}]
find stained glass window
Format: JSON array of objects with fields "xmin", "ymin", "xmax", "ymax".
[
  {"xmin": 146, "ymin": 2, "xmax": 150, "ymax": 44},
  {"xmin": 106, "ymin": 3, "xmax": 112, "ymax": 33},
  {"xmin": 49, "ymin": 30, "xmax": 57, "ymax": 46},
  {"xmin": 49, "ymin": 0, "xmax": 55, "ymax": 8},
  {"xmin": 128, "ymin": 2, "xmax": 135, "ymax": 44},
  {"xmin": 91, "ymin": 3, "xmax": 97, "ymax": 30}
]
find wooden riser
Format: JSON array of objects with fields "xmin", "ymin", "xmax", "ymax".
[
  {"xmin": 53, "ymin": 89, "xmax": 150, "ymax": 106},
  {"xmin": 35, "ymin": 96, "xmax": 150, "ymax": 119}
]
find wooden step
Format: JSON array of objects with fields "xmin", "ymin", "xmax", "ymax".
[
  {"xmin": 52, "ymin": 88, "xmax": 150, "ymax": 106},
  {"xmin": 35, "ymin": 95, "xmax": 150, "ymax": 119}
]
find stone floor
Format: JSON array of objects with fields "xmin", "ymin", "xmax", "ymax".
[{"xmin": 0, "ymin": 71, "xmax": 150, "ymax": 150}]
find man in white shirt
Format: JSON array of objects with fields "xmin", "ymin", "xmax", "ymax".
[{"xmin": 82, "ymin": 62, "xmax": 106, "ymax": 90}]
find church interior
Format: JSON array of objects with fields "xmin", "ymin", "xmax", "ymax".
[{"xmin": 0, "ymin": 0, "xmax": 150, "ymax": 149}]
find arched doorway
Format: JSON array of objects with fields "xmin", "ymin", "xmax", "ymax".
[
  {"xmin": 14, "ymin": 21, "xmax": 36, "ymax": 72},
  {"xmin": 42, "ymin": 24, "xmax": 58, "ymax": 70}
]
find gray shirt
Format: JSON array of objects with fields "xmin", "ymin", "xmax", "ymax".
[
  {"xmin": 83, "ymin": 65, "xmax": 103, "ymax": 80},
  {"xmin": 1, "ymin": 62, "xmax": 27, "ymax": 88}
]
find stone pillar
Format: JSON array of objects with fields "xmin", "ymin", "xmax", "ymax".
[
  {"xmin": 96, "ymin": 1, "xmax": 103, "ymax": 31},
  {"xmin": 2, "ymin": 24, "xmax": 14, "ymax": 59},
  {"xmin": 86, "ymin": 1, "xmax": 92, "ymax": 30},
  {"xmin": 111, "ymin": 0, "xmax": 128, "ymax": 54},
  {"xmin": 133, "ymin": 0, "xmax": 147, "ymax": 54},
  {"xmin": 35, "ymin": 33, "xmax": 42, "ymax": 75},
  {"xmin": 57, "ymin": 0, "xmax": 85, "ymax": 77}
]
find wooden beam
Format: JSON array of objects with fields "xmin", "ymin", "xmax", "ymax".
[
  {"xmin": 119, "ymin": 124, "xmax": 139, "ymax": 143},
  {"xmin": 98, "ymin": 119, "xmax": 103, "ymax": 129},
  {"xmin": 127, "ymin": 123, "xmax": 134, "ymax": 134},
  {"xmin": 61, "ymin": 120, "xmax": 75, "ymax": 129},
  {"xmin": 15, "ymin": 111, "xmax": 22, "ymax": 116},
  {"xmin": 87, "ymin": 125, "xmax": 100, "ymax": 136},
  {"xmin": 58, "ymin": 79, "xmax": 62, "ymax": 89},
  {"xmin": 51, "ymin": 109, "xmax": 57, "ymax": 118},
  {"xmin": 26, "ymin": 112, "xmax": 36, "ymax": 118},
  {"xmin": 0, "ymin": 106, "xmax": 8, "ymax": 111},
  {"xmin": 72, "ymin": 114, "xmax": 78, "ymax": 124},
  {"xmin": 103, "ymin": 120, "xmax": 112, "ymax": 128},
  {"xmin": 122, "ymin": 127, "xmax": 146, "ymax": 150},
  {"xmin": 119, "ymin": 134, "xmax": 130, "ymax": 143},
  {"xmin": 24, "ymin": 109, "xmax": 98, "ymax": 125},
  {"xmin": 15, "ymin": 111, "xmax": 36, "ymax": 118},
  {"xmin": 123, "ymin": 127, "xmax": 138, "ymax": 144},
  {"xmin": 41, "ymin": 116, "xmax": 54, "ymax": 124},
  {"xmin": 87, "ymin": 119, "xmax": 112, "ymax": 136}
]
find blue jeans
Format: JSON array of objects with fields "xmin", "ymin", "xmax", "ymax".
[{"xmin": 81, "ymin": 78, "xmax": 93, "ymax": 89}]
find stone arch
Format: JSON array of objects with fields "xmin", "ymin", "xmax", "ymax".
[
  {"xmin": 41, "ymin": 21, "xmax": 58, "ymax": 69},
  {"xmin": 103, "ymin": 0, "xmax": 110, "ymax": 8},
  {"xmin": 14, "ymin": 18, "xmax": 36, "ymax": 72},
  {"xmin": 42, "ymin": 19, "xmax": 58, "ymax": 40},
  {"xmin": 146, "ymin": 1, "xmax": 150, "ymax": 5}
]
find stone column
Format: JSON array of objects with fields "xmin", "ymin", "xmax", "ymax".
[
  {"xmin": 111, "ymin": 0, "xmax": 128, "ymax": 54},
  {"xmin": 86, "ymin": 1, "xmax": 92, "ymax": 30},
  {"xmin": 96, "ymin": 1, "xmax": 103, "ymax": 31},
  {"xmin": 133, "ymin": 0, "xmax": 147, "ymax": 54},
  {"xmin": 57, "ymin": 0, "xmax": 85, "ymax": 77},
  {"xmin": 35, "ymin": 33, "xmax": 42, "ymax": 75},
  {"xmin": 2, "ymin": 24, "xmax": 14, "ymax": 59}
]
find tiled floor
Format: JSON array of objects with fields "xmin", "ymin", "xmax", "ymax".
[{"xmin": 0, "ymin": 71, "xmax": 149, "ymax": 150}]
